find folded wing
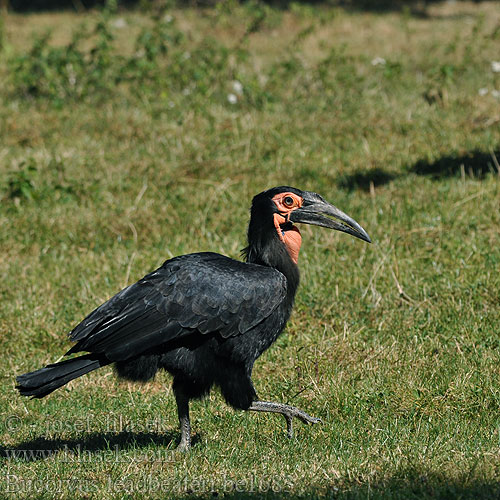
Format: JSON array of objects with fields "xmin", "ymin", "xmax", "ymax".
[{"xmin": 67, "ymin": 252, "xmax": 287, "ymax": 361}]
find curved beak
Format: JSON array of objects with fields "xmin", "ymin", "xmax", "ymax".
[{"xmin": 289, "ymin": 197, "xmax": 371, "ymax": 243}]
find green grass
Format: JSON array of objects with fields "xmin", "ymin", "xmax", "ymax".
[{"xmin": 1, "ymin": 1, "xmax": 500, "ymax": 498}]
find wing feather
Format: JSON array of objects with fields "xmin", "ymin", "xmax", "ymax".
[{"xmin": 66, "ymin": 253, "xmax": 286, "ymax": 361}]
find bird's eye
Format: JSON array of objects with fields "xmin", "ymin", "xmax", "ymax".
[{"xmin": 283, "ymin": 196, "xmax": 295, "ymax": 208}]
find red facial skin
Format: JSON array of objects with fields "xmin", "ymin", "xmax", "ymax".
[{"xmin": 271, "ymin": 192, "xmax": 303, "ymax": 264}]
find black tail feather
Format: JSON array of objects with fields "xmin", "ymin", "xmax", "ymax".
[{"xmin": 16, "ymin": 354, "xmax": 109, "ymax": 398}]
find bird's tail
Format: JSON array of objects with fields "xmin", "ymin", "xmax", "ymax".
[{"xmin": 16, "ymin": 354, "xmax": 109, "ymax": 398}]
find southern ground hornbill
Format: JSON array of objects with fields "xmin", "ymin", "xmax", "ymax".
[{"xmin": 16, "ymin": 186, "xmax": 370, "ymax": 450}]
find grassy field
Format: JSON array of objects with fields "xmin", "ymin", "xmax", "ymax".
[{"xmin": 1, "ymin": 1, "xmax": 500, "ymax": 498}]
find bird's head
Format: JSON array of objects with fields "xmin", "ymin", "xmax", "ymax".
[{"xmin": 247, "ymin": 186, "xmax": 371, "ymax": 265}]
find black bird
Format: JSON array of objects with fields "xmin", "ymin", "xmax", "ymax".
[{"xmin": 16, "ymin": 186, "xmax": 370, "ymax": 450}]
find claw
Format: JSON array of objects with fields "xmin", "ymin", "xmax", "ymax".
[
  {"xmin": 248, "ymin": 400, "xmax": 322, "ymax": 438},
  {"xmin": 284, "ymin": 414, "xmax": 293, "ymax": 438}
]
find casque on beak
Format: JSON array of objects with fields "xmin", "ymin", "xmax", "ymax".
[{"xmin": 288, "ymin": 193, "xmax": 371, "ymax": 243}]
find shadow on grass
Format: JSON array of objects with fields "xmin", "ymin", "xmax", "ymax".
[
  {"xmin": 337, "ymin": 473, "xmax": 500, "ymax": 500},
  {"xmin": 337, "ymin": 167, "xmax": 399, "ymax": 192},
  {"xmin": 410, "ymin": 150, "xmax": 500, "ymax": 180},
  {"xmin": 327, "ymin": 0, "xmax": 489, "ymax": 17},
  {"xmin": 178, "ymin": 473, "xmax": 500, "ymax": 499},
  {"xmin": 8, "ymin": 0, "xmax": 493, "ymax": 14},
  {"xmin": 150, "ymin": 473, "xmax": 500, "ymax": 499},
  {"xmin": 337, "ymin": 149, "xmax": 499, "ymax": 192},
  {"xmin": 0, "ymin": 430, "xmax": 197, "ymax": 462}
]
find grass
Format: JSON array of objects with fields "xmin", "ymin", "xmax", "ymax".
[{"xmin": 1, "ymin": 1, "xmax": 500, "ymax": 498}]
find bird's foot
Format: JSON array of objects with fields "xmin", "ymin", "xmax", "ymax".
[
  {"xmin": 175, "ymin": 426, "xmax": 192, "ymax": 452},
  {"xmin": 248, "ymin": 400, "xmax": 322, "ymax": 438},
  {"xmin": 175, "ymin": 439, "xmax": 191, "ymax": 452}
]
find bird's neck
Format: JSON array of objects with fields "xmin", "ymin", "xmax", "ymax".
[{"xmin": 244, "ymin": 221, "xmax": 300, "ymax": 301}]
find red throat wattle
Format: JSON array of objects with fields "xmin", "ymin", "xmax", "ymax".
[
  {"xmin": 273, "ymin": 213, "xmax": 302, "ymax": 264},
  {"xmin": 271, "ymin": 192, "xmax": 304, "ymax": 264}
]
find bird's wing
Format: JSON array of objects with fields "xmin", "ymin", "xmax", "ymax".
[{"xmin": 67, "ymin": 253, "xmax": 287, "ymax": 361}]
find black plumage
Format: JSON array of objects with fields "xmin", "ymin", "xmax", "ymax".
[{"xmin": 16, "ymin": 186, "xmax": 371, "ymax": 450}]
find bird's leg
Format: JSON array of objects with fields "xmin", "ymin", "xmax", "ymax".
[
  {"xmin": 247, "ymin": 400, "xmax": 321, "ymax": 438},
  {"xmin": 175, "ymin": 389, "xmax": 191, "ymax": 452}
]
